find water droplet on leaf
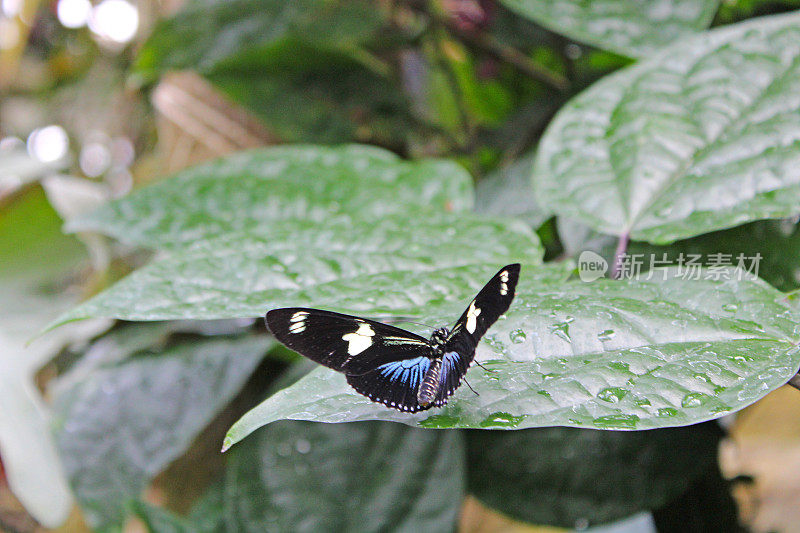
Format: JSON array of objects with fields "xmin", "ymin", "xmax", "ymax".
[
  {"xmin": 682, "ymin": 392, "xmax": 710, "ymax": 408},
  {"xmin": 597, "ymin": 387, "xmax": 628, "ymax": 403},
  {"xmin": 480, "ymin": 412, "xmax": 525, "ymax": 428},
  {"xmin": 597, "ymin": 329, "xmax": 616, "ymax": 341},
  {"xmin": 509, "ymin": 329, "xmax": 526, "ymax": 344},
  {"xmin": 592, "ymin": 414, "xmax": 639, "ymax": 429},
  {"xmin": 419, "ymin": 414, "xmax": 459, "ymax": 428}
]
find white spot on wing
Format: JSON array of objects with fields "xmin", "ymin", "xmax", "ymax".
[
  {"xmin": 342, "ymin": 322, "xmax": 375, "ymax": 355},
  {"xmin": 289, "ymin": 311, "xmax": 309, "ymax": 334},
  {"xmin": 499, "ymin": 270, "xmax": 509, "ymax": 295},
  {"xmin": 466, "ymin": 300, "xmax": 481, "ymax": 334}
]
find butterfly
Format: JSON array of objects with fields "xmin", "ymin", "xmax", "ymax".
[{"xmin": 265, "ymin": 264, "xmax": 520, "ymax": 412}]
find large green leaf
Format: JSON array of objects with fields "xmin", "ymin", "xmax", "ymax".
[
  {"xmin": 466, "ymin": 423, "xmax": 721, "ymax": 528},
  {"xmin": 49, "ymin": 219, "xmax": 541, "ymax": 326},
  {"xmin": 51, "ymin": 334, "xmax": 271, "ymax": 530},
  {"xmin": 500, "ymin": 0, "xmax": 720, "ymax": 58},
  {"xmin": 66, "ymin": 145, "xmax": 473, "ymax": 249},
  {"xmin": 49, "ymin": 145, "xmax": 541, "ymax": 329},
  {"xmin": 223, "ymin": 266, "xmax": 800, "ymax": 448},
  {"xmin": 534, "ymin": 12, "xmax": 800, "ymax": 244}
]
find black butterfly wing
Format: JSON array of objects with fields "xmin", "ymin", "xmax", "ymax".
[
  {"xmin": 265, "ymin": 308, "xmax": 430, "ymax": 374},
  {"xmin": 266, "ymin": 308, "xmax": 434, "ymax": 411},
  {"xmin": 434, "ymin": 264, "xmax": 521, "ymax": 404}
]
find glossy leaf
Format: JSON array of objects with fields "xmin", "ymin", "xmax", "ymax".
[
  {"xmin": 50, "ymin": 219, "xmax": 542, "ymax": 327},
  {"xmin": 500, "ymin": 0, "xmax": 720, "ymax": 58},
  {"xmin": 51, "ymin": 334, "xmax": 271, "ymax": 530},
  {"xmin": 535, "ymin": 12, "xmax": 800, "ymax": 244},
  {"xmin": 224, "ymin": 266, "xmax": 800, "ymax": 447},
  {"xmin": 66, "ymin": 145, "xmax": 473, "ymax": 249},
  {"xmin": 466, "ymin": 423, "xmax": 722, "ymax": 527}
]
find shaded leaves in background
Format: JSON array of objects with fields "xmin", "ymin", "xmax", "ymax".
[
  {"xmin": 135, "ymin": 0, "xmax": 413, "ymax": 145},
  {"xmin": 467, "ymin": 422, "xmax": 723, "ymax": 528},
  {"xmin": 51, "ymin": 333, "xmax": 272, "ymax": 530},
  {"xmin": 559, "ymin": 217, "xmax": 800, "ymax": 293},
  {"xmin": 134, "ymin": 421, "xmax": 465, "ymax": 533}
]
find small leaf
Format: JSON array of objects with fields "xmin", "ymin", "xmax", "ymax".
[
  {"xmin": 51, "ymin": 334, "xmax": 271, "ymax": 530},
  {"xmin": 224, "ymin": 266, "xmax": 800, "ymax": 445},
  {"xmin": 500, "ymin": 0, "xmax": 720, "ymax": 58},
  {"xmin": 535, "ymin": 12, "xmax": 800, "ymax": 244}
]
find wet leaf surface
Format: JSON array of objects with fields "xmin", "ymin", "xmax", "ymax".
[
  {"xmin": 535, "ymin": 12, "xmax": 800, "ymax": 243},
  {"xmin": 66, "ymin": 145, "xmax": 474, "ymax": 249}
]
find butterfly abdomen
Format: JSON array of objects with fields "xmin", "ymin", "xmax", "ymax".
[{"xmin": 417, "ymin": 358, "xmax": 442, "ymax": 407}]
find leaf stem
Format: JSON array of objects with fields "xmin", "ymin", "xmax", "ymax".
[{"xmin": 611, "ymin": 232, "xmax": 630, "ymax": 280}]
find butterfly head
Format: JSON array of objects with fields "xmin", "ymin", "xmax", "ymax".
[{"xmin": 430, "ymin": 327, "xmax": 450, "ymax": 351}]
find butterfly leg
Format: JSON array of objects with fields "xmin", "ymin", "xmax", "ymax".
[{"xmin": 462, "ymin": 376, "xmax": 479, "ymax": 396}]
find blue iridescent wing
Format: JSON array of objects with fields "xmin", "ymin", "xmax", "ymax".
[
  {"xmin": 346, "ymin": 355, "xmax": 434, "ymax": 412},
  {"xmin": 431, "ymin": 351, "xmax": 469, "ymax": 407}
]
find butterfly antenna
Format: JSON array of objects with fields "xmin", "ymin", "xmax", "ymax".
[
  {"xmin": 463, "ymin": 377, "xmax": 480, "ymax": 397},
  {"xmin": 474, "ymin": 360, "xmax": 496, "ymax": 373}
]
